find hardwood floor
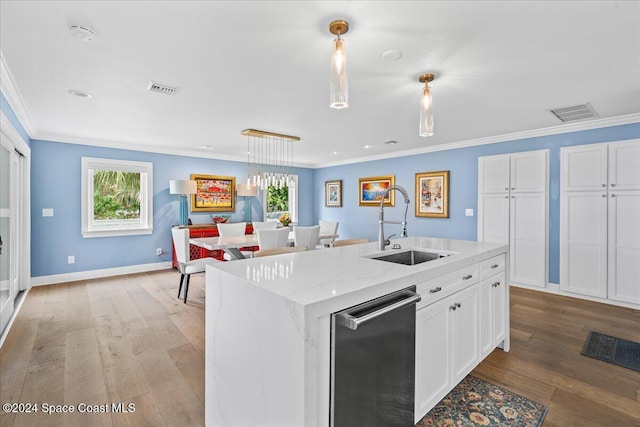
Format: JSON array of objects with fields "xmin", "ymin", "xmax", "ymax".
[{"xmin": 1, "ymin": 271, "xmax": 639, "ymax": 426}]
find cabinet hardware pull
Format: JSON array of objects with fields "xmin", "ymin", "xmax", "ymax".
[
  {"xmin": 462, "ymin": 274, "xmax": 473, "ymax": 280},
  {"xmin": 505, "ymin": 187, "xmax": 509, "ymax": 190},
  {"xmin": 491, "ymin": 264, "xmax": 499, "ymax": 269},
  {"xmin": 455, "ymin": 302, "xmax": 461, "ymax": 308},
  {"xmin": 429, "ymin": 287, "xmax": 442, "ymax": 294},
  {"xmin": 611, "ymin": 194, "xmax": 616, "ymax": 197},
  {"xmin": 449, "ymin": 305, "xmax": 457, "ymax": 311},
  {"xmin": 611, "ymin": 183, "xmax": 616, "ymax": 187},
  {"xmin": 505, "ymin": 196, "xmax": 509, "ymax": 199},
  {"xmin": 601, "ymin": 184, "xmax": 607, "ymax": 187},
  {"xmin": 492, "ymin": 282, "xmax": 500, "ymax": 287},
  {"xmin": 602, "ymin": 194, "xmax": 607, "ymax": 197},
  {"xmin": 511, "ymin": 187, "xmax": 515, "ymax": 190}
]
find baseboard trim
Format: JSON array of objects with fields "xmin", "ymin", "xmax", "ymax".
[
  {"xmin": 30, "ymin": 262, "xmax": 173, "ymax": 286},
  {"xmin": 511, "ymin": 282, "xmax": 640, "ymax": 310}
]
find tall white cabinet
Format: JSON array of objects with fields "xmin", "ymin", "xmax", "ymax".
[
  {"xmin": 560, "ymin": 139, "xmax": 640, "ymax": 305},
  {"xmin": 478, "ymin": 150, "xmax": 549, "ymax": 288}
]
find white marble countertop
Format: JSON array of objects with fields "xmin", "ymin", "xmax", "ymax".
[{"xmin": 207, "ymin": 236, "xmax": 507, "ymax": 314}]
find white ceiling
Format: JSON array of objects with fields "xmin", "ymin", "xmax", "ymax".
[{"xmin": 1, "ymin": 1, "xmax": 639, "ymax": 167}]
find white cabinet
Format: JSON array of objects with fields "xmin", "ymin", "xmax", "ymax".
[
  {"xmin": 561, "ymin": 140, "xmax": 640, "ymax": 305},
  {"xmin": 478, "ymin": 150, "xmax": 548, "ymax": 288},
  {"xmin": 414, "ymin": 253, "xmax": 508, "ymax": 422}
]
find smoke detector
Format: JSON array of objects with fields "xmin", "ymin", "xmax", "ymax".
[
  {"xmin": 69, "ymin": 24, "xmax": 96, "ymax": 42},
  {"xmin": 147, "ymin": 81, "xmax": 180, "ymax": 96},
  {"xmin": 549, "ymin": 103, "xmax": 599, "ymax": 123}
]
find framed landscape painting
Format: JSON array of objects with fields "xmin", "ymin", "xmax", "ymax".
[
  {"xmin": 359, "ymin": 175, "xmax": 395, "ymax": 207},
  {"xmin": 190, "ymin": 174, "xmax": 236, "ymax": 212},
  {"xmin": 415, "ymin": 170, "xmax": 449, "ymax": 218},
  {"xmin": 325, "ymin": 180, "xmax": 342, "ymax": 207}
]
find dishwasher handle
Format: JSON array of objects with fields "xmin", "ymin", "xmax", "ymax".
[{"xmin": 336, "ymin": 290, "xmax": 421, "ymax": 330}]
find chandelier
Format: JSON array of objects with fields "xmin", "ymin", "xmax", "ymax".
[{"xmin": 241, "ymin": 129, "xmax": 299, "ymax": 191}]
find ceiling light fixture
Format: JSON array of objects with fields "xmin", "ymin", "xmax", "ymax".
[
  {"xmin": 418, "ymin": 73, "xmax": 435, "ymax": 137},
  {"xmin": 241, "ymin": 129, "xmax": 299, "ymax": 191},
  {"xmin": 329, "ymin": 20, "xmax": 349, "ymax": 110}
]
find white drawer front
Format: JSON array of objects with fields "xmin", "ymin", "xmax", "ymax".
[
  {"xmin": 480, "ymin": 254, "xmax": 505, "ymax": 279},
  {"xmin": 416, "ymin": 264, "xmax": 480, "ymax": 309}
]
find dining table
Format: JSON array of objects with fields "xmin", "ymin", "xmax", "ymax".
[{"xmin": 190, "ymin": 231, "xmax": 339, "ymax": 260}]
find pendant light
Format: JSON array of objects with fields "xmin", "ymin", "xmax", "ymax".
[
  {"xmin": 329, "ymin": 20, "xmax": 349, "ymax": 109},
  {"xmin": 419, "ymin": 73, "xmax": 435, "ymax": 137},
  {"xmin": 241, "ymin": 129, "xmax": 299, "ymax": 191}
]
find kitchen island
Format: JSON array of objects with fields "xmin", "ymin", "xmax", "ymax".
[{"xmin": 205, "ymin": 237, "xmax": 509, "ymax": 427}]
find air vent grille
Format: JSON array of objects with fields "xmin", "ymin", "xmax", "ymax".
[
  {"xmin": 549, "ymin": 103, "xmax": 598, "ymax": 122},
  {"xmin": 147, "ymin": 81, "xmax": 180, "ymax": 96}
]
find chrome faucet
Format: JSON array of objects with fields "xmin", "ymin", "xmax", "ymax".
[{"xmin": 378, "ymin": 185, "xmax": 410, "ymax": 250}]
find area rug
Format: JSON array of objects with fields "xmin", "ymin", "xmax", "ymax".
[
  {"xmin": 581, "ymin": 331, "xmax": 640, "ymax": 372},
  {"xmin": 416, "ymin": 375, "xmax": 547, "ymax": 427}
]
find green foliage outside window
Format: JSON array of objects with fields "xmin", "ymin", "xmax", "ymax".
[
  {"xmin": 93, "ymin": 170, "xmax": 141, "ymax": 220},
  {"xmin": 267, "ymin": 185, "xmax": 289, "ymax": 213}
]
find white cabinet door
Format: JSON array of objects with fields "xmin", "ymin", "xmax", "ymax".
[
  {"xmin": 477, "ymin": 194, "xmax": 509, "ymax": 243},
  {"xmin": 560, "ymin": 191, "xmax": 608, "ymax": 297},
  {"xmin": 450, "ymin": 286, "xmax": 479, "ymax": 384},
  {"xmin": 414, "ymin": 298, "xmax": 451, "ymax": 423},
  {"xmin": 561, "ymin": 143, "xmax": 608, "ymax": 192},
  {"xmin": 478, "ymin": 155, "xmax": 510, "ymax": 193},
  {"xmin": 479, "ymin": 273, "xmax": 506, "ymax": 359},
  {"xmin": 609, "ymin": 140, "xmax": 640, "ymax": 190},
  {"xmin": 492, "ymin": 274, "xmax": 506, "ymax": 347},
  {"xmin": 510, "ymin": 192, "xmax": 547, "ymax": 288},
  {"xmin": 608, "ymin": 190, "xmax": 640, "ymax": 304},
  {"xmin": 511, "ymin": 151, "xmax": 548, "ymax": 193}
]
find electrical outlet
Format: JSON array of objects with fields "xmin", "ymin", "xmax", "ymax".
[
  {"xmin": 156, "ymin": 248, "xmax": 163, "ymax": 256},
  {"xmin": 42, "ymin": 208, "xmax": 54, "ymax": 217},
  {"xmin": 465, "ymin": 208, "xmax": 474, "ymax": 217},
  {"xmin": 68, "ymin": 255, "xmax": 75, "ymax": 264}
]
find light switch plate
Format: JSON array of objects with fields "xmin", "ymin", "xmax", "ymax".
[
  {"xmin": 42, "ymin": 208, "xmax": 54, "ymax": 217},
  {"xmin": 465, "ymin": 208, "xmax": 474, "ymax": 217}
]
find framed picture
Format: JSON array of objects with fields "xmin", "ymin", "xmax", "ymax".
[
  {"xmin": 415, "ymin": 170, "xmax": 449, "ymax": 218},
  {"xmin": 190, "ymin": 174, "xmax": 236, "ymax": 212},
  {"xmin": 359, "ymin": 175, "xmax": 395, "ymax": 207},
  {"xmin": 325, "ymin": 180, "xmax": 343, "ymax": 207}
]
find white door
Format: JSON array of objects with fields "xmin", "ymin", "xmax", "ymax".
[
  {"xmin": 561, "ymin": 143, "xmax": 608, "ymax": 192},
  {"xmin": 478, "ymin": 155, "xmax": 510, "ymax": 193},
  {"xmin": 510, "ymin": 192, "xmax": 547, "ymax": 288},
  {"xmin": 560, "ymin": 191, "xmax": 608, "ymax": 297},
  {"xmin": 450, "ymin": 286, "xmax": 479, "ymax": 384},
  {"xmin": 477, "ymin": 194, "xmax": 509, "ymax": 244},
  {"xmin": 608, "ymin": 140, "xmax": 640, "ymax": 191},
  {"xmin": 510, "ymin": 151, "xmax": 548, "ymax": 193},
  {"xmin": 608, "ymin": 190, "xmax": 640, "ymax": 304},
  {"xmin": 414, "ymin": 298, "xmax": 452, "ymax": 422},
  {"xmin": 0, "ymin": 139, "xmax": 17, "ymax": 334}
]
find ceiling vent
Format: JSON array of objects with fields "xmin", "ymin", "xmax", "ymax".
[
  {"xmin": 549, "ymin": 102, "xmax": 598, "ymax": 123},
  {"xmin": 146, "ymin": 81, "xmax": 180, "ymax": 96}
]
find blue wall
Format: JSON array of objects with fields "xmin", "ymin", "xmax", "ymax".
[
  {"xmin": 314, "ymin": 123, "xmax": 640, "ymax": 284},
  {"xmin": 29, "ymin": 140, "xmax": 314, "ymax": 277}
]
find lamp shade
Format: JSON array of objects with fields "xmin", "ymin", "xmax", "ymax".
[
  {"xmin": 169, "ymin": 180, "xmax": 197, "ymax": 195},
  {"xmin": 237, "ymin": 182, "xmax": 258, "ymax": 197}
]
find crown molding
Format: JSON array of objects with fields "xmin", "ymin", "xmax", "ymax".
[
  {"xmin": 0, "ymin": 51, "xmax": 37, "ymax": 137},
  {"xmin": 0, "ymin": 110, "xmax": 31, "ymax": 156},
  {"xmin": 313, "ymin": 113, "xmax": 640, "ymax": 168}
]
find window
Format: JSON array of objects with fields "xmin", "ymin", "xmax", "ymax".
[
  {"xmin": 81, "ymin": 157, "xmax": 153, "ymax": 238},
  {"xmin": 263, "ymin": 175, "xmax": 298, "ymax": 225}
]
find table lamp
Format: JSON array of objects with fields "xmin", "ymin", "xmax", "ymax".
[
  {"xmin": 237, "ymin": 183, "xmax": 258, "ymax": 223},
  {"xmin": 170, "ymin": 180, "xmax": 197, "ymax": 226}
]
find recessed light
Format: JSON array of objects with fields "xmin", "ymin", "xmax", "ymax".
[
  {"xmin": 332, "ymin": 151, "xmax": 339, "ymax": 155},
  {"xmin": 363, "ymin": 145, "xmax": 371, "ymax": 149},
  {"xmin": 68, "ymin": 89, "xmax": 92, "ymax": 98},
  {"xmin": 201, "ymin": 145, "xmax": 214, "ymax": 149},
  {"xmin": 381, "ymin": 49, "xmax": 402, "ymax": 61},
  {"xmin": 68, "ymin": 24, "xmax": 96, "ymax": 42}
]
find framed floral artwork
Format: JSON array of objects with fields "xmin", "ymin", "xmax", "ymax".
[
  {"xmin": 325, "ymin": 180, "xmax": 342, "ymax": 207},
  {"xmin": 190, "ymin": 174, "xmax": 236, "ymax": 212},
  {"xmin": 415, "ymin": 170, "xmax": 449, "ymax": 218},
  {"xmin": 358, "ymin": 175, "xmax": 395, "ymax": 207}
]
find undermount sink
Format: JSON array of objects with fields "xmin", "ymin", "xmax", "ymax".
[{"xmin": 369, "ymin": 250, "xmax": 450, "ymax": 266}]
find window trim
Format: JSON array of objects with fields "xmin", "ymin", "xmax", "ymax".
[{"xmin": 81, "ymin": 157, "xmax": 153, "ymax": 238}]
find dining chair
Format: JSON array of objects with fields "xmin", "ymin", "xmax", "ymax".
[
  {"xmin": 318, "ymin": 220, "xmax": 339, "ymax": 247},
  {"xmin": 171, "ymin": 227, "xmax": 219, "ymax": 304},
  {"xmin": 251, "ymin": 221, "xmax": 278, "ymax": 233},
  {"xmin": 217, "ymin": 222, "xmax": 252, "ymax": 260},
  {"xmin": 257, "ymin": 227, "xmax": 290, "ymax": 251},
  {"xmin": 252, "ymin": 246, "xmax": 308, "ymax": 258},
  {"xmin": 293, "ymin": 225, "xmax": 321, "ymax": 250},
  {"xmin": 332, "ymin": 238, "xmax": 370, "ymax": 247}
]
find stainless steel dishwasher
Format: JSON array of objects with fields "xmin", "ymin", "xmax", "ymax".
[{"xmin": 330, "ymin": 286, "xmax": 421, "ymax": 427}]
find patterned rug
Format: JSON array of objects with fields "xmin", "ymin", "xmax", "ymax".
[{"xmin": 416, "ymin": 375, "xmax": 547, "ymax": 427}]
